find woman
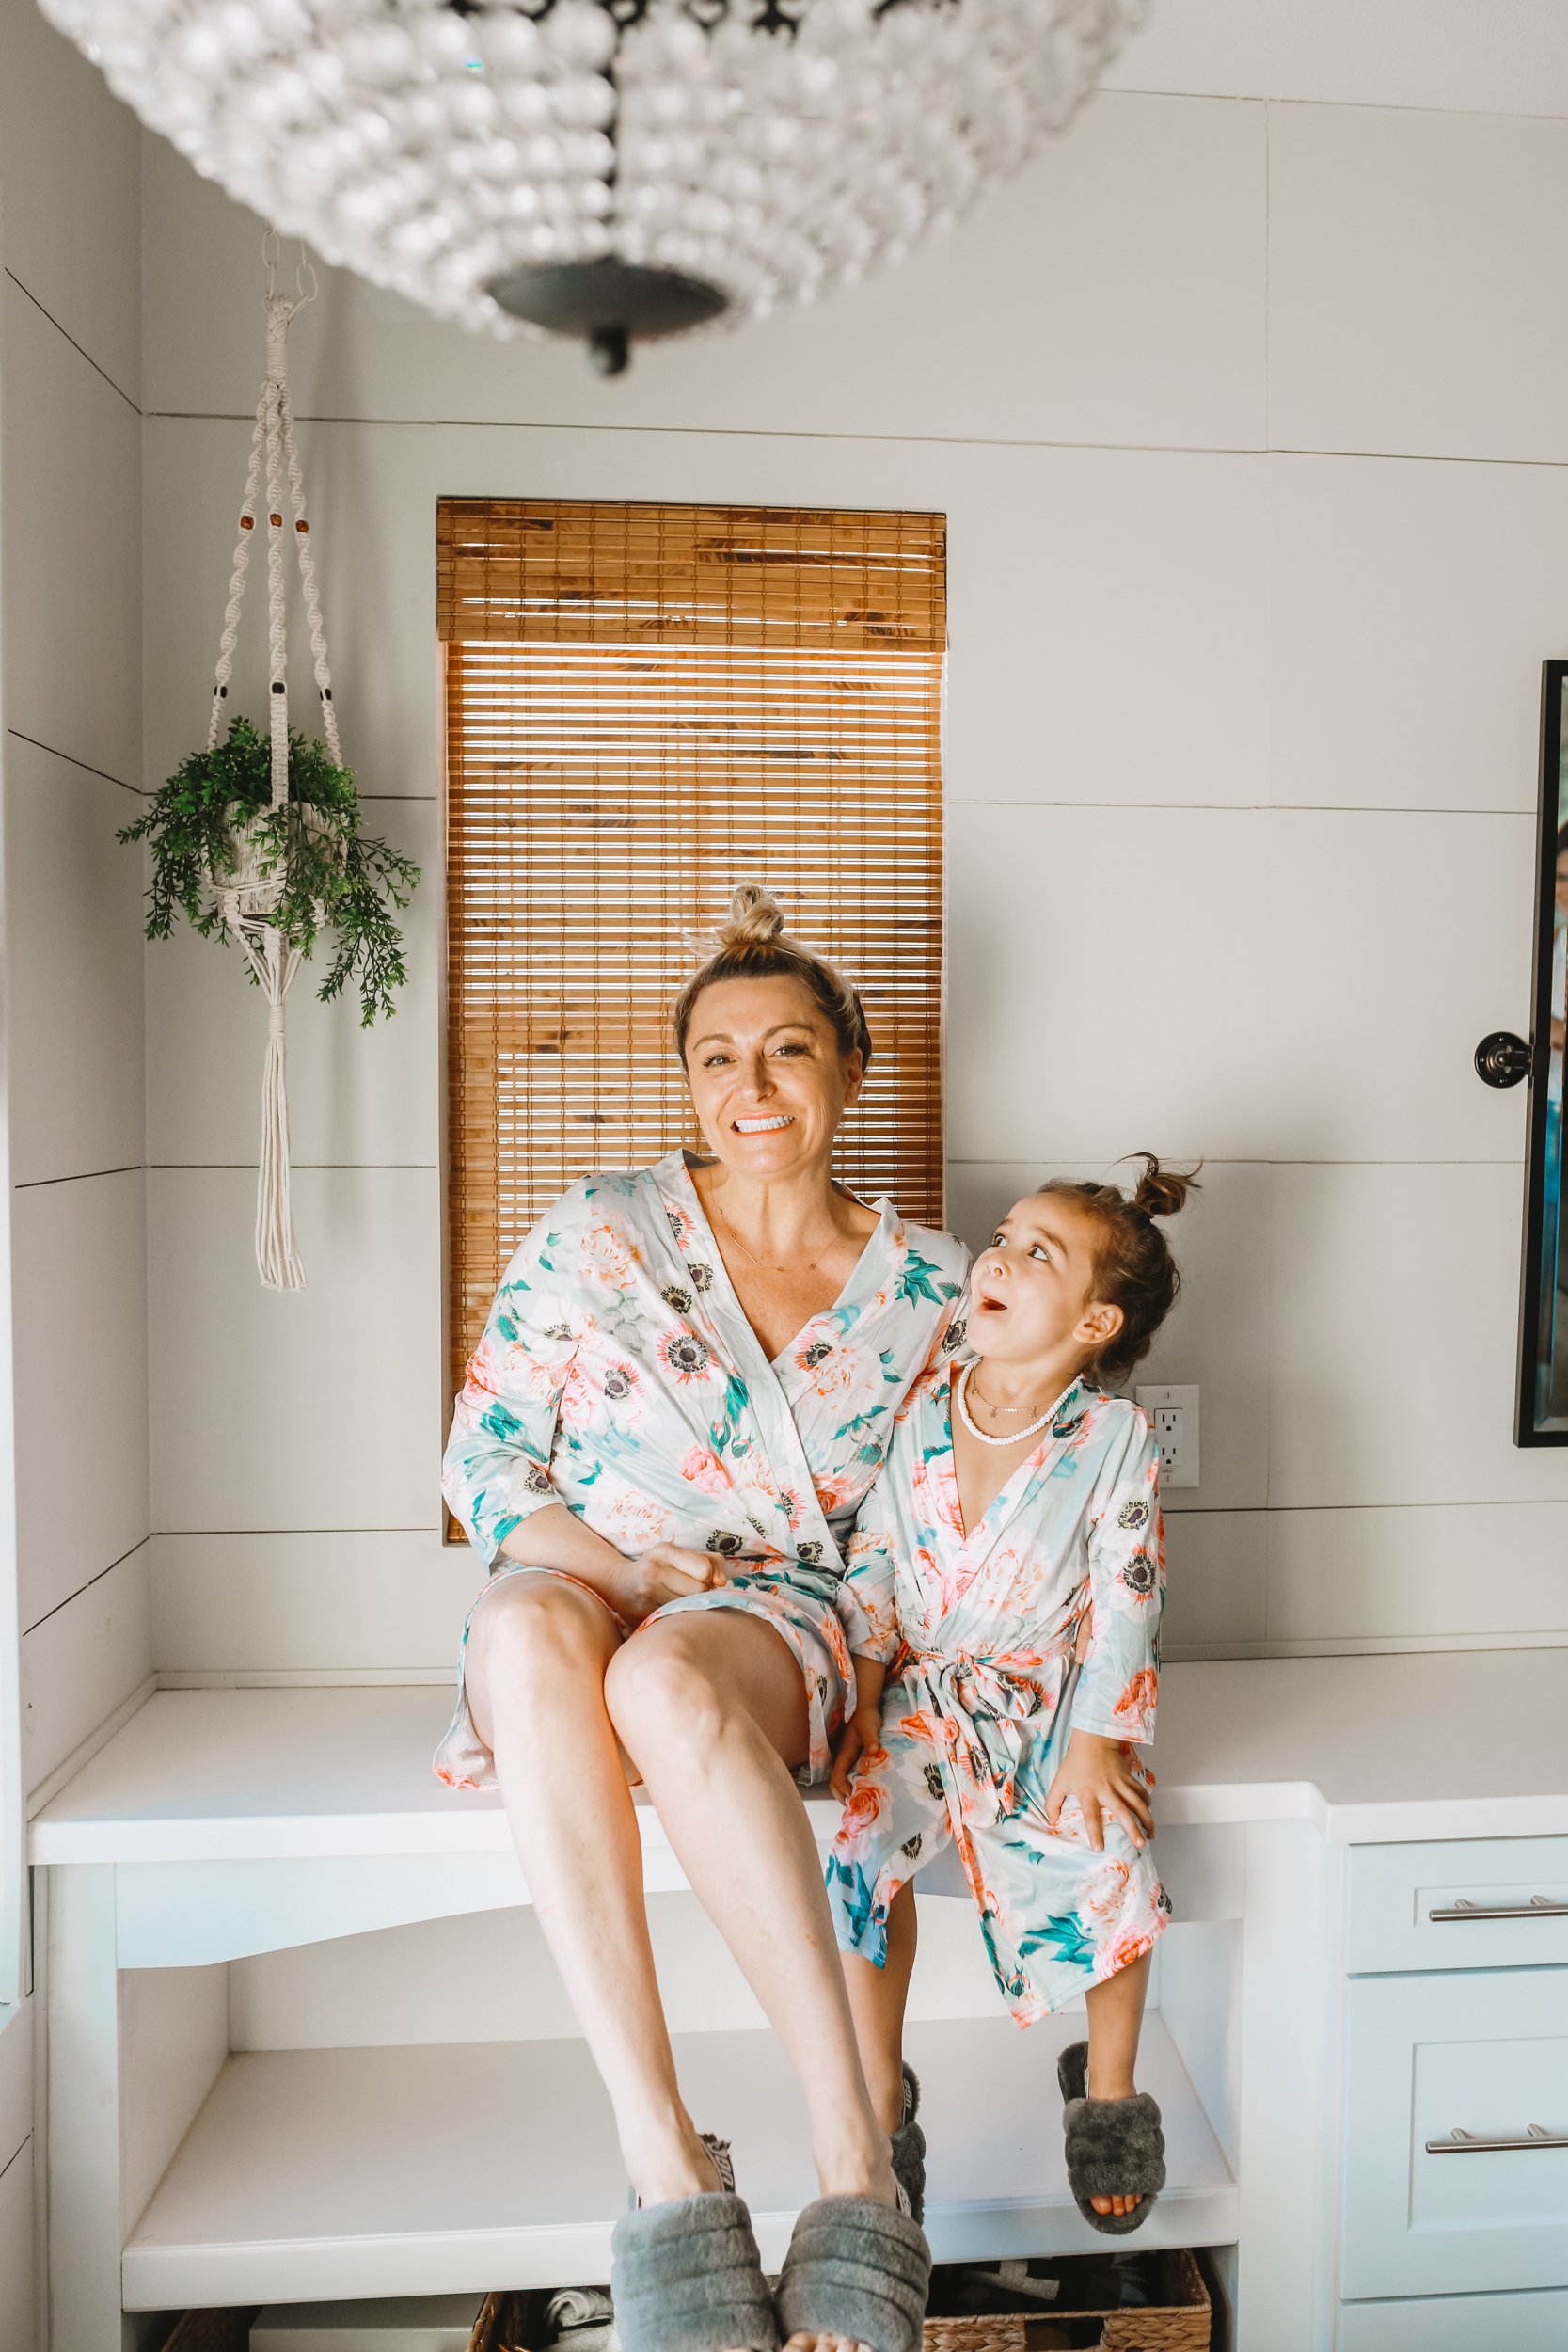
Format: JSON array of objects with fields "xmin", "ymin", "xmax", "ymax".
[{"xmin": 438, "ymin": 887, "xmax": 967, "ymax": 2352}]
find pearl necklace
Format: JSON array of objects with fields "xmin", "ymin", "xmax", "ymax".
[{"xmin": 956, "ymin": 1363, "xmax": 1080, "ymax": 1449}]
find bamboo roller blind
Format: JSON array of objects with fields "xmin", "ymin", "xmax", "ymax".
[{"xmin": 440, "ymin": 497, "xmax": 947, "ymax": 1417}]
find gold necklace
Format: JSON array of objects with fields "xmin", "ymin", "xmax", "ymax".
[{"xmin": 715, "ymin": 1197, "xmax": 835, "ymax": 1279}]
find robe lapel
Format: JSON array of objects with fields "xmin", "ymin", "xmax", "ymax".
[{"xmin": 654, "ymin": 1153, "xmax": 847, "ymax": 1572}]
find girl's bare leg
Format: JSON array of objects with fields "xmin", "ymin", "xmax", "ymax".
[
  {"xmin": 841, "ymin": 1880, "xmax": 918, "ymax": 2135},
  {"xmin": 605, "ymin": 1611, "xmax": 900, "ymax": 2212},
  {"xmin": 1082, "ymin": 1947, "xmax": 1153, "ymax": 2217},
  {"xmin": 465, "ymin": 1573, "xmax": 719, "ymax": 2205}
]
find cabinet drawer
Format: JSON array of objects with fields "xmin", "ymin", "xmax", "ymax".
[
  {"xmin": 1338, "ymin": 2288, "xmax": 1568, "ymax": 2351},
  {"xmin": 1341, "ymin": 1969, "xmax": 1568, "ymax": 2299},
  {"xmin": 1346, "ymin": 1837, "xmax": 1568, "ymax": 1974}
]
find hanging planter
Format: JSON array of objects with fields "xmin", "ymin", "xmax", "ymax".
[{"xmin": 121, "ymin": 240, "xmax": 420, "ymax": 1292}]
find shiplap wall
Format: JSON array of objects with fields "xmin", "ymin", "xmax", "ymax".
[
  {"xmin": 139, "ymin": 39, "xmax": 1568, "ymax": 1689},
  {"xmin": 0, "ymin": 0, "xmax": 150, "ymax": 2337}
]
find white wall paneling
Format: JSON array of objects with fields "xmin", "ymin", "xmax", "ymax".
[
  {"xmin": 1271, "ymin": 1161, "xmax": 1568, "ymax": 1510},
  {"xmin": 150, "ymin": 1530, "xmax": 474, "ymax": 1678},
  {"xmin": 139, "ymin": 94, "xmax": 1265, "ymax": 449},
  {"xmin": 0, "ymin": 0, "xmax": 141, "ymax": 403},
  {"xmin": 0, "ymin": 2132, "xmax": 35, "ymax": 2352},
  {"xmin": 148, "ymin": 1168, "xmax": 441, "ymax": 1534},
  {"xmin": 1265, "ymin": 453, "xmax": 1568, "ymax": 816},
  {"xmin": 12, "ymin": 1171, "xmax": 149, "ymax": 1634},
  {"xmin": 5, "ymin": 740, "xmax": 147, "ymax": 1189},
  {"xmin": 0, "ymin": 277, "xmax": 139, "ymax": 789},
  {"xmin": 1102, "ymin": 0, "xmax": 1568, "ymax": 118},
  {"xmin": 1269, "ymin": 102, "xmax": 1568, "ymax": 464},
  {"xmin": 22, "ymin": 1543, "xmax": 151, "ymax": 1800}
]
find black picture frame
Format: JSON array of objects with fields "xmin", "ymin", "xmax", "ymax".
[{"xmin": 1515, "ymin": 660, "xmax": 1568, "ymax": 1442}]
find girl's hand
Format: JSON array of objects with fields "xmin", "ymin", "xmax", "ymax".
[
  {"xmin": 831, "ymin": 1706, "xmax": 885, "ymax": 1801},
  {"xmin": 1044, "ymin": 1729, "xmax": 1154, "ymax": 1851},
  {"xmin": 611, "ymin": 1544, "xmax": 728, "ymax": 1628}
]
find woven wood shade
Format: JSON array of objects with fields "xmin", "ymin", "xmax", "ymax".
[{"xmin": 441, "ymin": 496, "xmax": 947, "ymax": 1426}]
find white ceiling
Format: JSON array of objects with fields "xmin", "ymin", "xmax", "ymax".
[{"xmin": 1103, "ymin": 0, "xmax": 1568, "ymax": 119}]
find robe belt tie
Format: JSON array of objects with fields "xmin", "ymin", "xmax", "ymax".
[{"xmin": 894, "ymin": 1634, "xmax": 1083, "ymax": 1829}]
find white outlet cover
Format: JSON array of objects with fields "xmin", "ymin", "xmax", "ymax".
[{"xmin": 1133, "ymin": 1382, "xmax": 1200, "ymax": 1488}]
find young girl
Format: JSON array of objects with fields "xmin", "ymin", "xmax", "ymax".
[{"xmin": 826, "ymin": 1157, "xmax": 1196, "ymax": 2236}]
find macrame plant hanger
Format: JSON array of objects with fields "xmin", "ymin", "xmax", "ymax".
[{"xmin": 208, "ymin": 233, "xmax": 334, "ymax": 1292}]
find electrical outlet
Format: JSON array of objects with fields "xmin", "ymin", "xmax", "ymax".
[{"xmin": 1133, "ymin": 1382, "xmax": 1199, "ymax": 1488}]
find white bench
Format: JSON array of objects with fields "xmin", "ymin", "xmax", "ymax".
[{"xmin": 32, "ymin": 1652, "xmax": 1568, "ymax": 2351}]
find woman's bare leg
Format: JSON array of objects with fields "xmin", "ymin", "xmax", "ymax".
[
  {"xmin": 605, "ymin": 1611, "xmax": 899, "ymax": 2211},
  {"xmin": 1082, "ymin": 1947, "xmax": 1153, "ymax": 2217},
  {"xmin": 841, "ymin": 1880, "xmax": 918, "ymax": 2136},
  {"xmin": 465, "ymin": 1573, "xmax": 718, "ymax": 2204}
]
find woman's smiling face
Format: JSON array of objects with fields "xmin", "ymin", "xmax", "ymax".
[
  {"xmin": 683, "ymin": 973, "xmax": 863, "ymax": 1179},
  {"xmin": 968, "ymin": 1191, "xmax": 1120, "ymax": 1368}
]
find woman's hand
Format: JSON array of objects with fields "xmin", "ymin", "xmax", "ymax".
[
  {"xmin": 610, "ymin": 1543, "xmax": 730, "ymax": 1628},
  {"xmin": 830, "ymin": 1706, "xmax": 886, "ymax": 1800},
  {"xmin": 1044, "ymin": 1728, "xmax": 1154, "ymax": 1851}
]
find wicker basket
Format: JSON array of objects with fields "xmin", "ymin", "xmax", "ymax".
[
  {"xmin": 467, "ymin": 2252, "xmax": 1210, "ymax": 2352},
  {"xmin": 163, "ymin": 2312, "xmax": 258, "ymax": 2352},
  {"xmin": 923, "ymin": 2250, "xmax": 1210, "ymax": 2352},
  {"xmin": 467, "ymin": 2289, "xmax": 533, "ymax": 2352}
]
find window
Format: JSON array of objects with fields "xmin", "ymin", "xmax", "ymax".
[{"xmin": 439, "ymin": 496, "xmax": 946, "ymax": 1421}]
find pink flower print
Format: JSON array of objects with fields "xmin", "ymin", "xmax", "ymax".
[
  {"xmin": 811, "ymin": 1470, "xmax": 858, "ymax": 1516},
  {"xmin": 582, "ymin": 1218, "xmax": 637, "ymax": 1289},
  {"xmin": 558, "ymin": 1358, "xmax": 597, "ymax": 1431},
  {"xmin": 598, "ymin": 1479, "xmax": 668, "ymax": 1551},
  {"xmin": 1111, "ymin": 1668, "xmax": 1158, "ymax": 1734},
  {"xmin": 796, "ymin": 1336, "xmax": 854, "ymax": 1399},
  {"xmin": 841, "ymin": 1781, "xmax": 888, "ymax": 1844},
  {"xmin": 680, "ymin": 1444, "xmax": 732, "ymax": 1496},
  {"xmin": 665, "ymin": 1204, "xmax": 696, "ymax": 1252}
]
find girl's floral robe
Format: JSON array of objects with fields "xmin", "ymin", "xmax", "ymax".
[
  {"xmin": 436, "ymin": 1150, "xmax": 968, "ymax": 1790},
  {"xmin": 827, "ymin": 1366, "xmax": 1171, "ymax": 2025}
]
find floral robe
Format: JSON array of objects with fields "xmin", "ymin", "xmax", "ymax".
[
  {"xmin": 437, "ymin": 1150, "xmax": 968, "ymax": 1789},
  {"xmin": 827, "ymin": 1366, "xmax": 1170, "ymax": 2025}
]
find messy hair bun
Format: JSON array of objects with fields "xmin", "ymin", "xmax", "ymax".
[
  {"xmin": 672, "ymin": 883, "xmax": 873, "ymax": 1070},
  {"xmin": 1129, "ymin": 1154, "xmax": 1200, "ymax": 1222},
  {"xmin": 1037, "ymin": 1153, "xmax": 1201, "ymax": 1388}
]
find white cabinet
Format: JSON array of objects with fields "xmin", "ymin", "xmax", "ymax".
[
  {"xmin": 1340, "ymin": 1967, "xmax": 1568, "ymax": 2298},
  {"xmin": 1338, "ymin": 2288, "xmax": 1568, "ymax": 2352}
]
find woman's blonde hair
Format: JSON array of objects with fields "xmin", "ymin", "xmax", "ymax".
[{"xmin": 672, "ymin": 884, "xmax": 873, "ymax": 1070}]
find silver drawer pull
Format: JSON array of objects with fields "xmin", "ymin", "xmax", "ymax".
[
  {"xmin": 1426, "ymin": 2125, "xmax": 1568, "ymax": 2154},
  {"xmin": 1428, "ymin": 1895, "xmax": 1568, "ymax": 1922}
]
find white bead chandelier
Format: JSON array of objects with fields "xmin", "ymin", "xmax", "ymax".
[{"xmin": 43, "ymin": 0, "xmax": 1149, "ymax": 372}]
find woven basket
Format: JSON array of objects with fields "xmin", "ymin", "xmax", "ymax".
[
  {"xmin": 467, "ymin": 2289, "xmax": 533, "ymax": 2351},
  {"xmin": 467, "ymin": 2253, "xmax": 1210, "ymax": 2352},
  {"xmin": 923, "ymin": 2249, "xmax": 1210, "ymax": 2352},
  {"xmin": 163, "ymin": 2312, "xmax": 257, "ymax": 2352}
]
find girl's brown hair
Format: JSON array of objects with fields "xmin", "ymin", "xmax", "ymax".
[
  {"xmin": 672, "ymin": 884, "xmax": 873, "ymax": 1070},
  {"xmin": 1040, "ymin": 1154, "xmax": 1201, "ymax": 1388}
]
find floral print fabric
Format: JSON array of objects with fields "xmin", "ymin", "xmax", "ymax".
[
  {"xmin": 436, "ymin": 1150, "xmax": 968, "ymax": 1789},
  {"xmin": 827, "ymin": 1367, "xmax": 1170, "ymax": 2024}
]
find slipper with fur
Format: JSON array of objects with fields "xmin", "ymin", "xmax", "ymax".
[{"xmin": 1056, "ymin": 2040, "xmax": 1165, "ymax": 2238}]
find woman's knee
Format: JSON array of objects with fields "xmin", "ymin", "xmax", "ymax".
[
  {"xmin": 471, "ymin": 1575, "xmax": 616, "ymax": 1709},
  {"xmin": 604, "ymin": 1630, "xmax": 725, "ymax": 1760}
]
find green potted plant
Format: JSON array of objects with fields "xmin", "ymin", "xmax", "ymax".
[{"xmin": 120, "ymin": 714, "xmax": 420, "ymax": 1027}]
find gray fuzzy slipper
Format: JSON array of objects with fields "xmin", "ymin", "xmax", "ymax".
[
  {"xmin": 610, "ymin": 2189, "xmax": 780, "ymax": 2352},
  {"xmin": 775, "ymin": 2195, "xmax": 931, "ymax": 2352},
  {"xmin": 1056, "ymin": 2040, "xmax": 1165, "ymax": 2237},
  {"xmin": 889, "ymin": 2064, "xmax": 927, "ymax": 2225}
]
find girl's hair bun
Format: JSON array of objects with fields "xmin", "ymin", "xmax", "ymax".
[
  {"xmin": 716, "ymin": 882, "xmax": 787, "ymax": 951},
  {"xmin": 1129, "ymin": 1153, "xmax": 1201, "ymax": 1220}
]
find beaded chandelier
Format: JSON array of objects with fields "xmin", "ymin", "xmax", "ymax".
[{"xmin": 43, "ymin": 0, "xmax": 1148, "ymax": 372}]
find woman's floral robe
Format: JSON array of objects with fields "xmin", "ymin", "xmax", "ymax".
[
  {"xmin": 437, "ymin": 1150, "xmax": 968, "ymax": 1790},
  {"xmin": 827, "ymin": 1366, "xmax": 1170, "ymax": 2025}
]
